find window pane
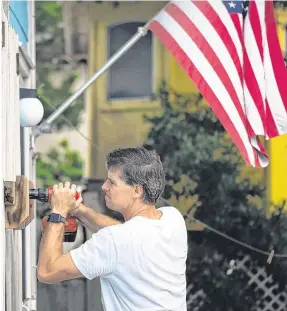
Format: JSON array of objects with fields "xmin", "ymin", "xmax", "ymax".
[{"xmin": 108, "ymin": 22, "xmax": 152, "ymax": 99}]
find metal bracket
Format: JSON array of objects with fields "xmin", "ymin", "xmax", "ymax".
[
  {"xmin": 16, "ymin": 52, "xmax": 20, "ymax": 75},
  {"xmin": 2, "ymin": 21, "xmax": 5, "ymax": 48}
]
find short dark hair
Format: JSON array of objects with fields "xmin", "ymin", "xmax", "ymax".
[{"xmin": 106, "ymin": 146, "xmax": 166, "ymax": 204}]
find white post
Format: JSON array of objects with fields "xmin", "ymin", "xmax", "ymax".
[{"xmin": 22, "ymin": 1, "xmax": 37, "ymax": 309}]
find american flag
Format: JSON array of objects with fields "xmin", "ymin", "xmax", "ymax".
[{"xmin": 147, "ymin": 0, "xmax": 287, "ymax": 168}]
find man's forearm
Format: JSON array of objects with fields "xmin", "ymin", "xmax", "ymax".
[
  {"xmin": 76, "ymin": 203, "xmax": 121, "ymax": 232},
  {"xmin": 37, "ymin": 221, "xmax": 64, "ymax": 278}
]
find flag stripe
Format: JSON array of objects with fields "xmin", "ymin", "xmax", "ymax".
[
  {"xmin": 148, "ymin": 18, "xmax": 253, "ymax": 165},
  {"xmin": 265, "ymin": 0, "xmax": 287, "ymax": 113},
  {"xmin": 244, "ymin": 19, "xmax": 265, "ymax": 99},
  {"xmin": 231, "ymin": 14, "xmax": 243, "ymax": 53},
  {"xmin": 250, "ymin": 136, "xmax": 268, "ymax": 167},
  {"xmin": 264, "ymin": 41, "xmax": 287, "ymax": 135},
  {"xmin": 167, "ymin": 3, "xmax": 246, "ymax": 120},
  {"xmin": 206, "ymin": 0, "xmax": 243, "ymax": 65},
  {"xmin": 265, "ymin": 99, "xmax": 279, "ymax": 138},
  {"xmin": 152, "ymin": 10, "xmax": 253, "ymax": 149},
  {"xmin": 244, "ymin": 1, "xmax": 266, "ymax": 139},
  {"xmin": 243, "ymin": 56, "xmax": 265, "ymax": 134},
  {"xmin": 167, "ymin": 1, "xmax": 265, "ymax": 166},
  {"xmin": 256, "ymin": 0, "xmax": 266, "ymax": 31},
  {"xmin": 244, "ymin": 84, "xmax": 265, "ymax": 136},
  {"xmin": 148, "ymin": 0, "xmax": 287, "ymax": 167},
  {"xmin": 248, "ymin": 1, "xmax": 263, "ymax": 60},
  {"xmin": 194, "ymin": 1, "xmax": 243, "ymax": 77}
]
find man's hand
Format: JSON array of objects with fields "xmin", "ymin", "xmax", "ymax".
[
  {"xmin": 70, "ymin": 201, "xmax": 85, "ymax": 218},
  {"xmin": 50, "ymin": 182, "xmax": 82, "ymax": 217}
]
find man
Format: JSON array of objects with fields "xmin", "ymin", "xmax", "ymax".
[{"xmin": 37, "ymin": 146, "xmax": 188, "ymax": 311}]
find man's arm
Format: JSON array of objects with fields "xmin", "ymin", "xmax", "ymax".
[
  {"xmin": 37, "ymin": 220, "xmax": 83, "ymax": 284},
  {"xmin": 74, "ymin": 203, "xmax": 122, "ymax": 233},
  {"xmin": 37, "ymin": 205, "xmax": 120, "ymax": 283},
  {"xmin": 37, "ymin": 182, "xmax": 85, "ymax": 284},
  {"xmin": 37, "ymin": 182, "xmax": 119, "ymax": 284}
]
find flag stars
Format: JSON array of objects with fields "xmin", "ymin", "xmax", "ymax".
[
  {"xmin": 242, "ymin": 0, "xmax": 249, "ymax": 11},
  {"xmin": 228, "ymin": 1, "xmax": 236, "ymax": 8}
]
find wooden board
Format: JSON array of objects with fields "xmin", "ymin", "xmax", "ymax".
[{"xmin": 5, "ymin": 176, "xmax": 34, "ymax": 230}]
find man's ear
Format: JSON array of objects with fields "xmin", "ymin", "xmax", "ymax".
[{"xmin": 133, "ymin": 184, "xmax": 144, "ymax": 199}]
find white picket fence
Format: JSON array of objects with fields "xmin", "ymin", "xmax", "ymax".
[{"xmin": 187, "ymin": 254, "xmax": 287, "ymax": 311}]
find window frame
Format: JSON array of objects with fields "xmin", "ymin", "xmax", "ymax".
[{"xmin": 106, "ymin": 20, "xmax": 155, "ymax": 102}]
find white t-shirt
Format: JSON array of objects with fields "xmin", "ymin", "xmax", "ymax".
[{"xmin": 70, "ymin": 206, "xmax": 188, "ymax": 311}]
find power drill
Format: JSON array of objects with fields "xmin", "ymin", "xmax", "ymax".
[{"xmin": 29, "ymin": 186, "xmax": 79, "ymax": 242}]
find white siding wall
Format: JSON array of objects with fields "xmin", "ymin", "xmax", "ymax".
[
  {"xmin": 0, "ymin": 7, "xmax": 5, "ymax": 311},
  {"xmin": 1, "ymin": 6, "xmax": 24, "ymax": 311}
]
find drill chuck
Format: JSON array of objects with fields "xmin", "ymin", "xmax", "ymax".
[{"xmin": 29, "ymin": 188, "xmax": 49, "ymax": 202}]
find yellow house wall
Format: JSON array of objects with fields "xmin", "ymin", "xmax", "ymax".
[{"xmin": 85, "ymin": 2, "xmax": 168, "ymax": 180}]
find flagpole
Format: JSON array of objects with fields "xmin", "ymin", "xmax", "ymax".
[{"xmin": 33, "ymin": 26, "xmax": 148, "ymax": 139}]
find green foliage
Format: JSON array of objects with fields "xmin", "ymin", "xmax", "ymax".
[
  {"xmin": 145, "ymin": 83, "xmax": 287, "ymax": 310},
  {"xmin": 35, "ymin": 1, "xmax": 64, "ymax": 59},
  {"xmin": 36, "ymin": 139, "xmax": 83, "ymax": 187},
  {"xmin": 36, "ymin": 1, "xmax": 84, "ymax": 130},
  {"xmin": 37, "ymin": 69, "xmax": 83, "ymax": 131}
]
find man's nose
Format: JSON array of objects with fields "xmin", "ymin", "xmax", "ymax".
[{"xmin": 102, "ymin": 181, "xmax": 108, "ymax": 192}]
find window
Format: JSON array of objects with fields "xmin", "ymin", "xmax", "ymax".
[{"xmin": 107, "ymin": 21, "xmax": 153, "ymax": 100}]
